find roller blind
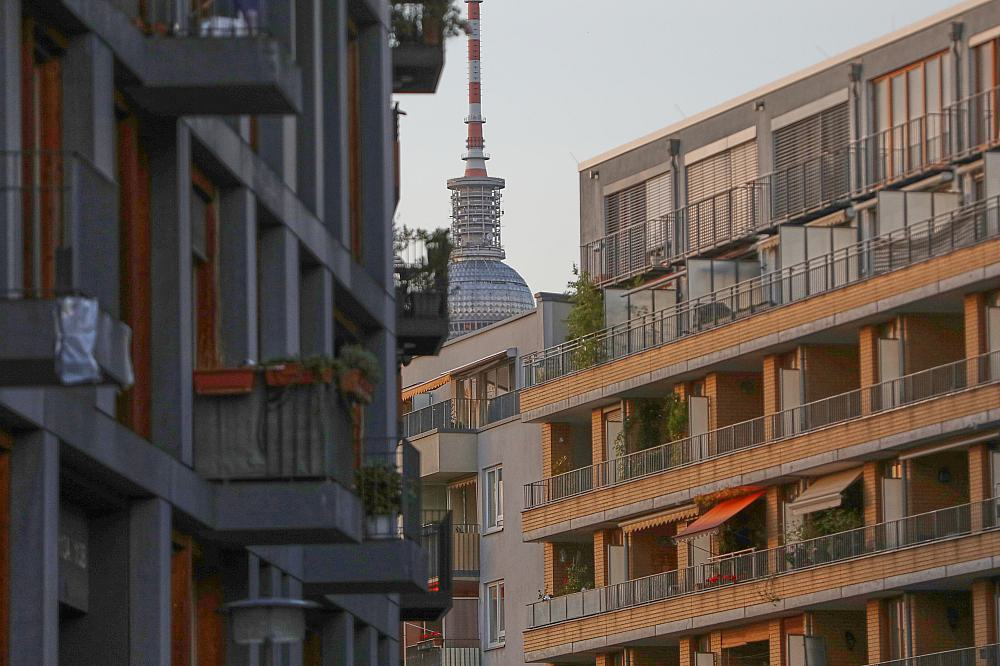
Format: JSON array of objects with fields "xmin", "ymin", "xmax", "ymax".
[
  {"xmin": 604, "ymin": 171, "xmax": 673, "ymax": 235},
  {"xmin": 773, "ymin": 102, "xmax": 850, "ymax": 218},
  {"xmin": 686, "ymin": 140, "xmax": 758, "ymax": 204}
]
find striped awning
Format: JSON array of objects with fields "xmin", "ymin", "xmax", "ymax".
[
  {"xmin": 449, "ymin": 475, "xmax": 477, "ymax": 490},
  {"xmin": 673, "ymin": 491, "xmax": 766, "ymax": 543},
  {"xmin": 621, "ymin": 505, "xmax": 699, "ymax": 534},
  {"xmin": 402, "ymin": 373, "xmax": 451, "ymax": 401}
]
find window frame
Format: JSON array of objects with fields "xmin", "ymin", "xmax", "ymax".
[
  {"xmin": 483, "ymin": 465, "xmax": 503, "ymax": 532},
  {"xmin": 484, "ymin": 579, "xmax": 505, "ymax": 648}
]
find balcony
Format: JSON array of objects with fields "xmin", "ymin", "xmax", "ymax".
[
  {"xmin": 396, "ymin": 232, "xmax": 450, "ymax": 359},
  {"xmin": 402, "ymin": 392, "xmax": 521, "ymax": 438},
  {"xmin": 401, "ymin": 513, "xmax": 454, "ymax": 621},
  {"xmin": 526, "ymin": 195, "xmax": 1000, "ymax": 389},
  {"xmin": 405, "ymin": 639, "xmax": 480, "ymax": 666},
  {"xmin": 86, "ymin": 0, "xmax": 300, "ymax": 114},
  {"xmin": 866, "ymin": 644, "xmax": 1000, "ymax": 666},
  {"xmin": 522, "ymin": 352, "xmax": 1000, "ymax": 540},
  {"xmin": 391, "ymin": 3, "xmax": 448, "ymax": 94},
  {"xmin": 527, "ymin": 497, "xmax": 1000, "ymax": 634},
  {"xmin": 0, "ymin": 151, "xmax": 133, "ymax": 387}
]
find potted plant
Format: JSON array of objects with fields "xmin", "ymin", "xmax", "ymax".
[
  {"xmin": 193, "ymin": 366, "xmax": 258, "ymax": 395},
  {"xmin": 336, "ymin": 345, "xmax": 381, "ymax": 404},
  {"xmin": 355, "ymin": 462, "xmax": 402, "ymax": 538}
]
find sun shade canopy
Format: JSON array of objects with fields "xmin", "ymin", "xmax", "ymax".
[
  {"xmin": 787, "ymin": 467, "xmax": 863, "ymax": 517},
  {"xmin": 621, "ymin": 505, "xmax": 699, "ymax": 534},
  {"xmin": 673, "ymin": 491, "xmax": 765, "ymax": 543}
]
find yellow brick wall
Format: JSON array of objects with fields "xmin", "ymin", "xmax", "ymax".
[
  {"xmin": 859, "ymin": 324, "xmax": 880, "ymax": 391},
  {"xmin": 901, "ymin": 313, "xmax": 965, "ymax": 374},
  {"xmin": 972, "ymin": 579, "xmax": 996, "ymax": 646},
  {"xmin": 705, "ymin": 371, "xmax": 763, "ymax": 430},
  {"xmin": 592, "ymin": 408, "xmax": 605, "ymax": 465},
  {"xmin": 906, "ymin": 449, "xmax": 969, "ymax": 515},
  {"xmin": 966, "ymin": 292, "xmax": 987, "ymax": 358},
  {"xmin": 801, "ymin": 344, "xmax": 861, "ymax": 402},
  {"xmin": 969, "ymin": 443, "xmax": 991, "ymax": 505},
  {"xmin": 863, "ymin": 460, "xmax": 882, "ymax": 526},
  {"xmin": 768, "ymin": 618, "xmax": 783, "ymax": 666},
  {"xmin": 809, "ymin": 610, "xmax": 867, "ymax": 666},
  {"xmin": 866, "ymin": 598, "xmax": 886, "ymax": 663},
  {"xmin": 543, "ymin": 543, "xmax": 555, "ymax": 595},
  {"xmin": 628, "ymin": 646, "xmax": 680, "ymax": 665},
  {"xmin": 594, "ymin": 529, "xmax": 609, "ymax": 588},
  {"xmin": 910, "ymin": 591, "xmax": 973, "ymax": 655},
  {"xmin": 679, "ymin": 637, "xmax": 694, "ymax": 666},
  {"xmin": 765, "ymin": 486, "xmax": 782, "ymax": 549}
]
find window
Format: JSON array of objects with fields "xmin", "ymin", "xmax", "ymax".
[
  {"xmin": 973, "ymin": 37, "xmax": 1000, "ymax": 148},
  {"xmin": 485, "ymin": 579, "xmax": 505, "ymax": 646},
  {"xmin": 484, "ymin": 466, "xmax": 503, "ymax": 530},
  {"xmin": 604, "ymin": 172, "xmax": 673, "ymax": 235}
]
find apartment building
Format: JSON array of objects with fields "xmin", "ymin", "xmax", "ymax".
[
  {"xmin": 400, "ymin": 293, "xmax": 571, "ymax": 665},
  {"xmin": 519, "ymin": 1, "xmax": 1000, "ymax": 664},
  {"xmin": 0, "ymin": 0, "xmax": 452, "ymax": 663}
]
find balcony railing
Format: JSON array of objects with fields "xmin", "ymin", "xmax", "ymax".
[
  {"xmin": 524, "ymin": 349, "xmax": 1000, "ymax": 509},
  {"xmin": 866, "ymin": 643, "xmax": 1000, "ymax": 666},
  {"xmin": 527, "ymin": 497, "xmax": 1000, "ymax": 628},
  {"xmin": 405, "ymin": 639, "xmax": 480, "ymax": 666},
  {"xmin": 120, "ymin": 0, "xmax": 273, "ymax": 37},
  {"xmin": 358, "ymin": 441, "xmax": 422, "ymax": 541},
  {"xmin": 420, "ymin": 512, "xmax": 480, "ymax": 578},
  {"xmin": 950, "ymin": 85, "xmax": 1000, "ymax": 159},
  {"xmin": 853, "ymin": 113, "xmax": 952, "ymax": 194},
  {"xmin": 402, "ymin": 392, "xmax": 520, "ymax": 438},
  {"xmin": 395, "ymin": 231, "xmax": 450, "ymax": 357},
  {"xmin": 525, "ymin": 195, "xmax": 1000, "ymax": 388}
]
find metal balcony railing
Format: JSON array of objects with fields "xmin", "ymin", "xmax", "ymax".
[
  {"xmin": 527, "ymin": 497, "xmax": 1000, "ymax": 628},
  {"xmin": 524, "ymin": 195, "xmax": 1000, "ymax": 388},
  {"xmin": 852, "ymin": 113, "xmax": 953, "ymax": 194},
  {"xmin": 405, "ymin": 639, "xmax": 481, "ymax": 666},
  {"xmin": 949, "ymin": 85, "xmax": 1000, "ymax": 159},
  {"xmin": 420, "ymin": 512, "xmax": 480, "ymax": 578},
  {"xmin": 122, "ymin": 0, "xmax": 273, "ymax": 37},
  {"xmin": 771, "ymin": 145, "xmax": 852, "ymax": 223},
  {"xmin": 866, "ymin": 643, "xmax": 1000, "ymax": 666},
  {"xmin": 401, "ymin": 392, "xmax": 520, "ymax": 438},
  {"xmin": 524, "ymin": 349, "xmax": 1000, "ymax": 509}
]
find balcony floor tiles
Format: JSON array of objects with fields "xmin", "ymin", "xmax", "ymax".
[
  {"xmin": 523, "ymin": 383, "xmax": 1000, "ymax": 539},
  {"xmin": 521, "ymin": 238, "xmax": 1000, "ymax": 421},
  {"xmin": 523, "ymin": 529, "xmax": 1000, "ymax": 661}
]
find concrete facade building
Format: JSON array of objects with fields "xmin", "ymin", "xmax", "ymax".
[
  {"xmin": 0, "ymin": 0, "xmax": 453, "ymax": 662},
  {"xmin": 401, "ymin": 293, "xmax": 571, "ymax": 665},
  {"xmin": 517, "ymin": 1, "xmax": 1000, "ymax": 664}
]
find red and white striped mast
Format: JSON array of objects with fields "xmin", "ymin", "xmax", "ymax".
[{"xmin": 463, "ymin": 0, "xmax": 488, "ymax": 177}]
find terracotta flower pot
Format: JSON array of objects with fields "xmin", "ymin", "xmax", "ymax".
[
  {"xmin": 193, "ymin": 368, "xmax": 257, "ymax": 395},
  {"xmin": 339, "ymin": 368, "xmax": 374, "ymax": 404},
  {"xmin": 264, "ymin": 363, "xmax": 332, "ymax": 387}
]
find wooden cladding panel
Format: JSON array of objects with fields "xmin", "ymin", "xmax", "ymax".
[
  {"xmin": 524, "ymin": 527, "xmax": 1000, "ymax": 654},
  {"xmin": 522, "ymin": 239, "xmax": 1000, "ymax": 415},
  {"xmin": 523, "ymin": 382, "xmax": 1000, "ymax": 534}
]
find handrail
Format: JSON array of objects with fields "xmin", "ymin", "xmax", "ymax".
[
  {"xmin": 525, "ymin": 195, "xmax": 1000, "ymax": 388},
  {"xmin": 523, "ymin": 348, "xmax": 1000, "ymax": 509},
  {"xmin": 865, "ymin": 642, "xmax": 1000, "ymax": 666},
  {"xmin": 527, "ymin": 497, "xmax": 1000, "ymax": 628},
  {"xmin": 401, "ymin": 391, "xmax": 520, "ymax": 438}
]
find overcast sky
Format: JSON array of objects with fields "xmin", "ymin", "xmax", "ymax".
[{"xmin": 393, "ymin": 0, "xmax": 960, "ymax": 294}]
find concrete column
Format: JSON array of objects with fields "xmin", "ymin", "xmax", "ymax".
[
  {"xmin": 321, "ymin": 611, "xmax": 354, "ymax": 665},
  {"xmin": 129, "ymin": 498, "xmax": 171, "ymax": 665},
  {"xmin": 266, "ymin": 565, "xmax": 288, "ymax": 666},
  {"xmin": 377, "ymin": 635, "xmax": 397, "ymax": 666},
  {"xmin": 354, "ymin": 624, "xmax": 378, "ymax": 666},
  {"xmin": 61, "ymin": 33, "xmax": 118, "ymax": 315},
  {"xmin": 259, "ymin": 224, "xmax": 300, "ymax": 361},
  {"xmin": 300, "ymin": 265, "xmax": 334, "ymax": 357},
  {"xmin": 295, "ymin": 0, "xmax": 323, "ymax": 219},
  {"xmin": 286, "ymin": 576, "xmax": 304, "ymax": 666},
  {"xmin": 10, "ymin": 430, "xmax": 59, "ymax": 664},
  {"xmin": 358, "ymin": 21, "xmax": 393, "ymax": 285},
  {"xmin": 219, "ymin": 187, "xmax": 259, "ymax": 366},
  {"xmin": 321, "ymin": 0, "xmax": 349, "ymax": 241},
  {"xmin": 363, "ymin": 330, "xmax": 394, "ymax": 440},
  {"xmin": 150, "ymin": 120, "xmax": 193, "ymax": 463},
  {"xmin": 0, "ymin": 0, "xmax": 21, "ymax": 293}
]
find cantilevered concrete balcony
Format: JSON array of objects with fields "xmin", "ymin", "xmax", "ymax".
[
  {"xmin": 63, "ymin": 0, "xmax": 301, "ymax": 115},
  {"xmin": 391, "ymin": 3, "xmax": 446, "ymax": 94}
]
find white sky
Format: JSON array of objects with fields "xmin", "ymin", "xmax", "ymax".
[{"xmin": 394, "ymin": 0, "xmax": 961, "ymax": 294}]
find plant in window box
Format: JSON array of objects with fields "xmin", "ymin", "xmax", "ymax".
[
  {"xmin": 193, "ymin": 365, "xmax": 258, "ymax": 395},
  {"xmin": 263, "ymin": 356, "xmax": 336, "ymax": 387},
  {"xmin": 355, "ymin": 462, "xmax": 402, "ymax": 539},
  {"xmin": 391, "ymin": 1, "xmax": 468, "ymax": 48},
  {"xmin": 335, "ymin": 345, "xmax": 381, "ymax": 404}
]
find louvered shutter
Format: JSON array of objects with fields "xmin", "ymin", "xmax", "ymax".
[
  {"xmin": 772, "ymin": 102, "xmax": 850, "ymax": 219},
  {"xmin": 685, "ymin": 140, "xmax": 759, "ymax": 252},
  {"xmin": 602, "ymin": 173, "xmax": 673, "ymax": 279}
]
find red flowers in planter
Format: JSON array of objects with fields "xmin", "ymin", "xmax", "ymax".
[{"xmin": 705, "ymin": 574, "xmax": 738, "ymax": 584}]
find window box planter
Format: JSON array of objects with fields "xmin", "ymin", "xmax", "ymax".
[
  {"xmin": 339, "ymin": 368, "xmax": 374, "ymax": 404},
  {"xmin": 193, "ymin": 367, "xmax": 257, "ymax": 395},
  {"xmin": 264, "ymin": 363, "xmax": 333, "ymax": 387}
]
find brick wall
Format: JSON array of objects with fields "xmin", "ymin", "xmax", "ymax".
[
  {"xmin": 901, "ymin": 313, "xmax": 965, "ymax": 374},
  {"xmin": 705, "ymin": 372, "xmax": 763, "ymax": 430},
  {"xmin": 763, "ymin": 355, "xmax": 781, "ymax": 438},
  {"xmin": 969, "ymin": 443, "xmax": 992, "ymax": 505},
  {"xmin": 972, "ymin": 579, "xmax": 996, "ymax": 646},
  {"xmin": 866, "ymin": 598, "xmax": 886, "ymax": 663},
  {"xmin": 592, "ymin": 408, "xmax": 605, "ymax": 465},
  {"xmin": 542, "ymin": 422, "xmax": 573, "ymax": 478},
  {"xmin": 543, "ymin": 542, "xmax": 555, "ymax": 595},
  {"xmin": 765, "ymin": 486, "xmax": 782, "ymax": 548},
  {"xmin": 906, "ymin": 449, "xmax": 970, "ymax": 515},
  {"xmin": 768, "ymin": 618, "xmax": 783, "ymax": 666},
  {"xmin": 628, "ymin": 523, "xmax": 679, "ymax": 579},
  {"xmin": 910, "ymin": 591, "xmax": 973, "ymax": 655},
  {"xmin": 800, "ymin": 344, "xmax": 860, "ymax": 402},
  {"xmin": 810, "ymin": 610, "xmax": 867, "ymax": 666},
  {"xmin": 859, "ymin": 324, "xmax": 880, "ymax": 392},
  {"xmin": 628, "ymin": 646, "xmax": 680, "ymax": 665},
  {"xmin": 965, "ymin": 292, "xmax": 987, "ymax": 359},
  {"xmin": 679, "ymin": 637, "xmax": 694, "ymax": 666},
  {"xmin": 863, "ymin": 461, "xmax": 882, "ymax": 526},
  {"xmin": 593, "ymin": 529, "xmax": 609, "ymax": 587}
]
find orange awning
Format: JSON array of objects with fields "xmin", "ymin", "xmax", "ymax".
[
  {"xmin": 401, "ymin": 373, "xmax": 451, "ymax": 401},
  {"xmin": 673, "ymin": 490, "xmax": 766, "ymax": 543},
  {"xmin": 621, "ymin": 505, "xmax": 699, "ymax": 534}
]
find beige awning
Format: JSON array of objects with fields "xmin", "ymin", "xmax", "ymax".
[
  {"xmin": 788, "ymin": 467, "xmax": 863, "ymax": 517},
  {"xmin": 621, "ymin": 505, "xmax": 699, "ymax": 534},
  {"xmin": 449, "ymin": 475, "xmax": 477, "ymax": 490}
]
